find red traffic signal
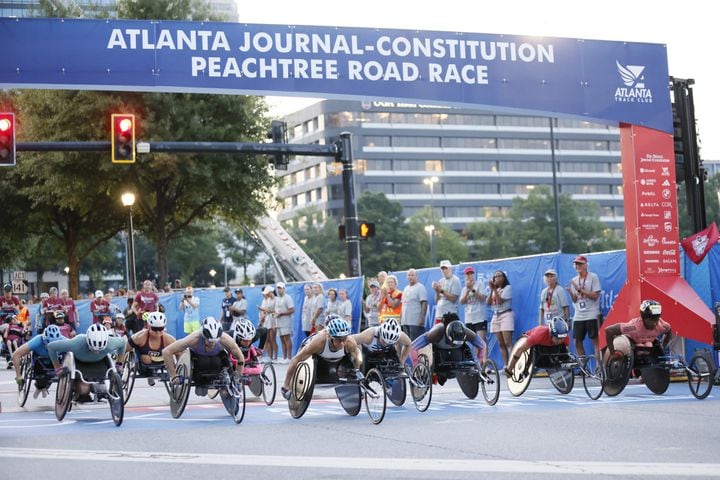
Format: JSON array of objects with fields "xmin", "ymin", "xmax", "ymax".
[
  {"xmin": 111, "ymin": 114, "xmax": 135, "ymax": 163},
  {"xmin": 0, "ymin": 112, "xmax": 16, "ymax": 166}
]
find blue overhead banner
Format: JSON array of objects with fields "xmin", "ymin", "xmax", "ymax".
[{"xmin": 1, "ymin": 18, "xmax": 671, "ymax": 132}]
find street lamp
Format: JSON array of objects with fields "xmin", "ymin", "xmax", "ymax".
[
  {"xmin": 121, "ymin": 192, "xmax": 137, "ymax": 291},
  {"xmin": 423, "ymin": 176, "xmax": 440, "ymax": 265},
  {"xmin": 209, "ymin": 268, "xmax": 217, "ymax": 287}
]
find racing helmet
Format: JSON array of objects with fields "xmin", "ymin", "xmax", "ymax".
[
  {"xmin": 43, "ymin": 324, "xmax": 64, "ymax": 343},
  {"xmin": 233, "ymin": 318, "xmax": 256, "ymax": 342},
  {"xmin": 640, "ymin": 299, "xmax": 662, "ymax": 318},
  {"xmin": 445, "ymin": 320, "xmax": 466, "ymax": 346},
  {"xmin": 201, "ymin": 316, "xmax": 223, "ymax": 341},
  {"xmin": 549, "ymin": 316, "xmax": 569, "ymax": 339},
  {"xmin": 3, "ymin": 283, "xmax": 11, "ymax": 292},
  {"xmin": 326, "ymin": 315, "xmax": 350, "ymax": 338},
  {"xmin": 86, "ymin": 323, "xmax": 109, "ymax": 352},
  {"xmin": 146, "ymin": 311, "xmax": 167, "ymax": 329},
  {"xmin": 380, "ymin": 318, "xmax": 401, "ymax": 345}
]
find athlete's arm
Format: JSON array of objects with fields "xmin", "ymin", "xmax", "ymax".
[
  {"xmin": 282, "ymin": 333, "xmax": 324, "ymax": 390},
  {"xmin": 162, "ymin": 332, "xmax": 197, "ymax": 378}
]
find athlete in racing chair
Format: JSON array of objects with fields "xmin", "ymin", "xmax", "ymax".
[
  {"xmin": 126, "ymin": 311, "xmax": 176, "ymax": 386},
  {"xmin": 353, "ymin": 318, "xmax": 412, "ymax": 373},
  {"xmin": 163, "ymin": 316, "xmax": 244, "ymax": 396},
  {"xmin": 410, "ymin": 313, "xmax": 487, "ymax": 386},
  {"xmin": 231, "ymin": 318, "xmax": 263, "ymax": 378},
  {"xmin": 280, "ymin": 315, "xmax": 363, "ymax": 400},
  {"xmin": 47, "ymin": 323, "xmax": 127, "ymax": 403},
  {"xmin": 12, "ymin": 324, "xmax": 66, "ymax": 400},
  {"xmin": 505, "ymin": 316, "xmax": 570, "ymax": 377}
]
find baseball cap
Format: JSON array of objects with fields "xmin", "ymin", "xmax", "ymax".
[
  {"xmin": 463, "ymin": 266, "xmax": 475, "ymax": 275},
  {"xmin": 108, "ymin": 287, "xmax": 115, "ymax": 293},
  {"xmin": 95, "ymin": 290, "xmax": 103, "ymax": 298},
  {"xmin": 544, "ymin": 269, "xmax": 557, "ymax": 276},
  {"xmin": 439, "ymin": 260, "xmax": 452, "ymax": 269},
  {"xmin": 369, "ymin": 280, "xmax": 379, "ymax": 288},
  {"xmin": 573, "ymin": 255, "xmax": 588, "ymax": 264},
  {"xmin": 235, "ymin": 288, "xmax": 243, "ymax": 294},
  {"xmin": 276, "ymin": 282, "xmax": 286, "ymax": 289},
  {"xmin": 262, "ymin": 286, "xmax": 274, "ymax": 295}
]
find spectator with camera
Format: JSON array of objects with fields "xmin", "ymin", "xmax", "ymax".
[{"xmin": 179, "ymin": 286, "xmax": 201, "ymax": 335}]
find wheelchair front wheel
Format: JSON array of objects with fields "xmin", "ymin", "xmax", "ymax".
[
  {"xmin": 410, "ymin": 361, "xmax": 432, "ymax": 413},
  {"xmin": 17, "ymin": 355, "xmax": 32, "ymax": 408},
  {"xmin": 55, "ymin": 369, "xmax": 73, "ymax": 422},
  {"xmin": 363, "ymin": 368, "xmax": 386, "ymax": 425},
  {"xmin": 262, "ymin": 362, "xmax": 277, "ymax": 406},
  {"xmin": 108, "ymin": 370, "xmax": 125, "ymax": 427},
  {"xmin": 480, "ymin": 359, "xmax": 500, "ymax": 406},
  {"xmin": 687, "ymin": 354, "xmax": 713, "ymax": 400}
]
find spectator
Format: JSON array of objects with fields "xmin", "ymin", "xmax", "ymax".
[
  {"xmin": 539, "ymin": 269, "xmax": 570, "ymax": 325},
  {"xmin": 132, "ymin": 280, "xmax": 159, "ymax": 319},
  {"xmin": 487, "ymin": 270, "xmax": 514, "ymax": 367},
  {"xmin": 401, "ymin": 269, "xmax": 428, "ymax": 340},
  {"xmin": 377, "ymin": 271, "xmax": 388, "ymax": 289},
  {"xmin": 363, "ymin": 279, "xmax": 382, "ymax": 330},
  {"xmin": 179, "ymin": 286, "xmax": 201, "ymax": 334},
  {"xmin": 60, "ymin": 289, "xmax": 77, "ymax": 332},
  {"xmin": 460, "ymin": 266, "xmax": 488, "ymax": 360},
  {"xmin": 301, "ymin": 284, "xmax": 314, "ymax": 338},
  {"xmin": 274, "ymin": 282, "xmax": 295, "ymax": 363},
  {"xmin": 336, "ymin": 288, "xmax": 353, "ymax": 324},
  {"xmin": 566, "ymin": 255, "xmax": 602, "ymax": 357},
  {"xmin": 310, "ymin": 283, "xmax": 325, "ymax": 332},
  {"xmin": 325, "ymin": 288, "xmax": 340, "ymax": 319},
  {"xmin": 378, "ymin": 275, "xmax": 402, "ymax": 324},
  {"xmin": 41, "ymin": 287, "xmax": 65, "ymax": 328},
  {"xmin": 123, "ymin": 297, "xmax": 140, "ymax": 334},
  {"xmin": 163, "ymin": 283, "xmax": 172, "ymax": 293},
  {"xmin": 90, "ymin": 290, "xmax": 111, "ymax": 324},
  {"xmin": 258, "ymin": 286, "xmax": 277, "ymax": 361},
  {"xmin": 432, "ymin": 260, "xmax": 461, "ymax": 323},
  {"xmin": 219, "ymin": 286, "xmax": 236, "ymax": 333}
]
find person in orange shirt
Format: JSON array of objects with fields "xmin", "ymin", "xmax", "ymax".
[{"xmin": 378, "ymin": 274, "xmax": 402, "ymax": 324}]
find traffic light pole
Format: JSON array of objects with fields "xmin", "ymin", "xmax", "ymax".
[{"xmin": 336, "ymin": 132, "xmax": 361, "ymax": 278}]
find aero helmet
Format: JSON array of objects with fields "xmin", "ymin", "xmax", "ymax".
[
  {"xmin": 445, "ymin": 320, "xmax": 466, "ymax": 346},
  {"xmin": 326, "ymin": 315, "xmax": 350, "ymax": 338},
  {"xmin": 549, "ymin": 316, "xmax": 569, "ymax": 339},
  {"xmin": 233, "ymin": 318, "xmax": 256, "ymax": 342},
  {"xmin": 86, "ymin": 324, "xmax": 109, "ymax": 352},
  {"xmin": 201, "ymin": 316, "xmax": 223, "ymax": 341},
  {"xmin": 380, "ymin": 318, "xmax": 401, "ymax": 345}
]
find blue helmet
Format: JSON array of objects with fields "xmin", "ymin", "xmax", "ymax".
[
  {"xmin": 43, "ymin": 324, "xmax": 64, "ymax": 343},
  {"xmin": 549, "ymin": 317, "xmax": 569, "ymax": 339},
  {"xmin": 326, "ymin": 315, "xmax": 350, "ymax": 338}
]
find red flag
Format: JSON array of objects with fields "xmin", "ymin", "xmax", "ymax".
[{"xmin": 681, "ymin": 222, "xmax": 719, "ymax": 265}]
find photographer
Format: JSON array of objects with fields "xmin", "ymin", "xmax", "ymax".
[{"xmin": 179, "ymin": 286, "xmax": 201, "ymax": 335}]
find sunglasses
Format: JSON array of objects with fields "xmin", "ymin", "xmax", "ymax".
[{"xmin": 150, "ymin": 326, "xmax": 164, "ymax": 332}]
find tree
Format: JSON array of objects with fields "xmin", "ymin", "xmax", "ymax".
[
  {"xmin": 677, "ymin": 171, "xmax": 720, "ymax": 238},
  {"xmin": 287, "ymin": 208, "xmax": 347, "ymax": 278},
  {"xmin": 407, "ymin": 207, "xmax": 469, "ymax": 267}
]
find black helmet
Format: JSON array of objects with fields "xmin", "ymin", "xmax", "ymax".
[
  {"xmin": 3, "ymin": 283, "xmax": 11, "ymax": 292},
  {"xmin": 640, "ymin": 299, "xmax": 662, "ymax": 318},
  {"xmin": 445, "ymin": 320, "xmax": 466, "ymax": 346}
]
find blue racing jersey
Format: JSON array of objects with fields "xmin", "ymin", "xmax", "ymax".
[{"xmin": 26, "ymin": 334, "xmax": 52, "ymax": 357}]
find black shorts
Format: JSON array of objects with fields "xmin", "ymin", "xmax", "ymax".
[
  {"xmin": 467, "ymin": 321, "xmax": 487, "ymax": 332},
  {"xmin": 572, "ymin": 319, "xmax": 598, "ymax": 341}
]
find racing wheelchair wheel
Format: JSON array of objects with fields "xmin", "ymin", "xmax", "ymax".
[
  {"xmin": 410, "ymin": 356, "xmax": 432, "ymax": 412},
  {"xmin": 220, "ymin": 371, "xmax": 246, "ymax": 424},
  {"xmin": 54, "ymin": 367, "xmax": 73, "ymax": 422},
  {"xmin": 480, "ymin": 359, "xmax": 501, "ymax": 406},
  {"xmin": 288, "ymin": 358, "xmax": 316, "ymax": 419},
  {"xmin": 108, "ymin": 370, "xmax": 125, "ymax": 427},
  {"xmin": 548, "ymin": 367, "xmax": 575, "ymax": 394},
  {"xmin": 687, "ymin": 354, "xmax": 713, "ymax": 400},
  {"xmin": 603, "ymin": 351, "xmax": 633, "ymax": 397},
  {"xmin": 385, "ymin": 370, "xmax": 407, "ymax": 407},
  {"xmin": 261, "ymin": 362, "xmax": 277, "ymax": 406},
  {"xmin": 640, "ymin": 365, "xmax": 670, "ymax": 395},
  {"xmin": 170, "ymin": 352, "xmax": 192, "ymax": 419},
  {"xmin": 363, "ymin": 368, "xmax": 387, "ymax": 425},
  {"xmin": 581, "ymin": 355, "xmax": 605, "ymax": 400},
  {"xmin": 507, "ymin": 339, "xmax": 534, "ymax": 397},
  {"xmin": 121, "ymin": 352, "xmax": 136, "ymax": 406},
  {"xmin": 17, "ymin": 354, "xmax": 33, "ymax": 407}
]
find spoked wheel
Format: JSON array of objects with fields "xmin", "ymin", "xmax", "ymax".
[
  {"xmin": 54, "ymin": 369, "xmax": 73, "ymax": 422},
  {"xmin": 289, "ymin": 359, "xmax": 316, "ymax": 419},
  {"xmin": 410, "ymin": 361, "xmax": 432, "ymax": 412},
  {"xmin": 221, "ymin": 374, "xmax": 246, "ymax": 424},
  {"xmin": 17, "ymin": 355, "xmax": 32, "ymax": 407},
  {"xmin": 121, "ymin": 353, "xmax": 136, "ymax": 406},
  {"xmin": 687, "ymin": 354, "xmax": 713, "ymax": 400},
  {"xmin": 581, "ymin": 355, "xmax": 605, "ymax": 400},
  {"xmin": 261, "ymin": 362, "xmax": 277, "ymax": 406},
  {"xmin": 507, "ymin": 340, "xmax": 534, "ymax": 397},
  {"xmin": 108, "ymin": 371, "xmax": 125, "ymax": 427},
  {"xmin": 548, "ymin": 368, "xmax": 575, "ymax": 394},
  {"xmin": 480, "ymin": 359, "xmax": 500, "ymax": 406},
  {"xmin": 170, "ymin": 359, "xmax": 192, "ymax": 419},
  {"xmin": 363, "ymin": 368, "xmax": 387, "ymax": 425}
]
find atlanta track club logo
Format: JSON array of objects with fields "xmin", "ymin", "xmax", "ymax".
[{"xmin": 615, "ymin": 61, "xmax": 653, "ymax": 104}]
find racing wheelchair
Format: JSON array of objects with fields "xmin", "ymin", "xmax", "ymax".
[
  {"xmin": 363, "ymin": 348, "xmax": 409, "ymax": 407},
  {"xmin": 54, "ymin": 352, "xmax": 125, "ymax": 427},
  {"xmin": 605, "ymin": 335, "xmax": 715, "ymax": 399},
  {"xmin": 506, "ymin": 338, "xmax": 605, "ymax": 400},
  {"xmin": 17, "ymin": 352, "xmax": 58, "ymax": 407},
  {"xmin": 409, "ymin": 343, "xmax": 501, "ymax": 413},
  {"xmin": 120, "ymin": 350, "xmax": 171, "ymax": 405},
  {"xmin": 169, "ymin": 350, "xmax": 246, "ymax": 423},
  {"xmin": 244, "ymin": 360, "xmax": 277, "ymax": 406},
  {"xmin": 287, "ymin": 355, "xmax": 388, "ymax": 424}
]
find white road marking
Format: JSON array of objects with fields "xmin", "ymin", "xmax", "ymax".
[{"xmin": 0, "ymin": 447, "xmax": 717, "ymax": 476}]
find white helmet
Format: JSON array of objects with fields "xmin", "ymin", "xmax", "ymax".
[
  {"xmin": 86, "ymin": 323, "xmax": 109, "ymax": 352},
  {"xmin": 233, "ymin": 318, "xmax": 256, "ymax": 342},
  {"xmin": 201, "ymin": 316, "xmax": 223, "ymax": 341},
  {"xmin": 380, "ymin": 318, "xmax": 401, "ymax": 345},
  {"xmin": 146, "ymin": 311, "xmax": 167, "ymax": 329}
]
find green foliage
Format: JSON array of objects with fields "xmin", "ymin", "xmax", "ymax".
[
  {"xmin": 677, "ymin": 171, "xmax": 720, "ymax": 237},
  {"xmin": 407, "ymin": 207, "xmax": 469, "ymax": 266}
]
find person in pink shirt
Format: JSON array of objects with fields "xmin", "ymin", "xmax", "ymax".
[
  {"xmin": 90, "ymin": 290, "xmax": 111, "ymax": 324},
  {"xmin": 41, "ymin": 287, "xmax": 65, "ymax": 328},
  {"xmin": 60, "ymin": 289, "xmax": 77, "ymax": 332},
  {"xmin": 605, "ymin": 299, "xmax": 673, "ymax": 359},
  {"xmin": 132, "ymin": 280, "xmax": 159, "ymax": 320}
]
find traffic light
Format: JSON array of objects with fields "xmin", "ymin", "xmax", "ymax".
[
  {"xmin": 359, "ymin": 221, "xmax": 375, "ymax": 239},
  {"xmin": 267, "ymin": 120, "xmax": 288, "ymax": 170},
  {"xmin": 0, "ymin": 112, "xmax": 16, "ymax": 166},
  {"xmin": 338, "ymin": 224, "xmax": 346, "ymax": 240},
  {"xmin": 111, "ymin": 114, "xmax": 135, "ymax": 163}
]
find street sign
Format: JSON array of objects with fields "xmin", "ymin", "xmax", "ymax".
[
  {"xmin": 12, "ymin": 280, "xmax": 27, "ymax": 295},
  {"xmin": 12, "ymin": 271, "xmax": 26, "ymax": 281}
]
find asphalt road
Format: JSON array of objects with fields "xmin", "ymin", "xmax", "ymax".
[{"xmin": 1, "ymin": 360, "xmax": 718, "ymax": 479}]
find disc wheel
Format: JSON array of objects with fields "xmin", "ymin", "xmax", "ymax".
[
  {"xmin": 261, "ymin": 362, "xmax": 277, "ymax": 406},
  {"xmin": 410, "ymin": 361, "xmax": 432, "ymax": 412},
  {"xmin": 108, "ymin": 371, "xmax": 125, "ymax": 427},
  {"xmin": 121, "ymin": 353, "xmax": 136, "ymax": 406},
  {"xmin": 54, "ymin": 369, "xmax": 73, "ymax": 422},
  {"xmin": 385, "ymin": 375, "xmax": 407, "ymax": 406},
  {"xmin": 288, "ymin": 359, "xmax": 315, "ymax": 419},
  {"xmin": 363, "ymin": 368, "xmax": 386, "ymax": 425},
  {"xmin": 507, "ymin": 340, "xmax": 534, "ymax": 397},
  {"xmin": 480, "ymin": 359, "xmax": 500, "ymax": 406},
  {"xmin": 170, "ymin": 362, "xmax": 191, "ymax": 419},
  {"xmin": 17, "ymin": 355, "xmax": 32, "ymax": 407},
  {"xmin": 548, "ymin": 368, "xmax": 575, "ymax": 394},
  {"xmin": 581, "ymin": 355, "xmax": 604, "ymax": 400}
]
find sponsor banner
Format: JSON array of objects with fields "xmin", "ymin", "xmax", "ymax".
[{"xmin": 0, "ymin": 18, "xmax": 671, "ymax": 132}]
